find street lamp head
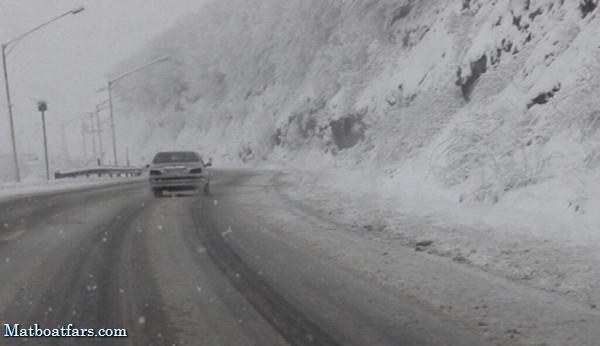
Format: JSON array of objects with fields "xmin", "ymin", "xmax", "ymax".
[{"xmin": 70, "ymin": 6, "xmax": 85, "ymax": 14}]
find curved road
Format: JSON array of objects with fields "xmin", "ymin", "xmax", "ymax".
[
  {"xmin": 7, "ymin": 169, "xmax": 590, "ymax": 345},
  {"xmin": 0, "ymin": 170, "xmax": 482, "ymax": 345}
]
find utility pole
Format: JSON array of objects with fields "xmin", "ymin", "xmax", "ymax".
[
  {"xmin": 95, "ymin": 105, "xmax": 104, "ymax": 165},
  {"xmin": 61, "ymin": 123, "xmax": 69, "ymax": 161},
  {"xmin": 107, "ymin": 81, "xmax": 117, "ymax": 166},
  {"xmin": 81, "ymin": 118, "xmax": 87, "ymax": 158},
  {"xmin": 88, "ymin": 113, "xmax": 97, "ymax": 162}
]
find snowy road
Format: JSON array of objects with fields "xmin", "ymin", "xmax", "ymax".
[{"xmin": 0, "ymin": 169, "xmax": 597, "ymax": 345}]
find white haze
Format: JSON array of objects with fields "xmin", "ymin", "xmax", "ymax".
[{"xmin": 0, "ymin": 0, "xmax": 208, "ymax": 158}]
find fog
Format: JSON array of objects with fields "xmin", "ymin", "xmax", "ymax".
[{"xmin": 0, "ymin": 0, "xmax": 207, "ymax": 157}]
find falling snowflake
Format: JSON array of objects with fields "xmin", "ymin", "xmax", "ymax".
[{"xmin": 221, "ymin": 226, "xmax": 233, "ymax": 237}]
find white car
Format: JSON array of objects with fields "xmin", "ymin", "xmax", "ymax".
[{"xmin": 148, "ymin": 151, "xmax": 211, "ymax": 197}]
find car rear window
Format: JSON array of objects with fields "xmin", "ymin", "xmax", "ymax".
[{"xmin": 152, "ymin": 152, "xmax": 200, "ymax": 164}]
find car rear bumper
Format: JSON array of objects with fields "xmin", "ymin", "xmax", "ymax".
[{"xmin": 149, "ymin": 176, "xmax": 208, "ymax": 190}]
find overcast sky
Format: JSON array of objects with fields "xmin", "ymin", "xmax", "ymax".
[{"xmin": 0, "ymin": 0, "xmax": 208, "ymax": 157}]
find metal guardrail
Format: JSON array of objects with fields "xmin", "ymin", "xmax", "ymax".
[{"xmin": 54, "ymin": 167, "xmax": 142, "ymax": 179}]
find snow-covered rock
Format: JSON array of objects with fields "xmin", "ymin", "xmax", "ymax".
[{"xmin": 115, "ymin": 0, "xmax": 599, "ymax": 208}]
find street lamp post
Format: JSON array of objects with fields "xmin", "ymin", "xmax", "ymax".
[
  {"xmin": 1, "ymin": 44, "xmax": 19, "ymax": 181},
  {"xmin": 37, "ymin": 101, "xmax": 50, "ymax": 180},
  {"xmin": 1, "ymin": 6, "xmax": 84, "ymax": 182},
  {"xmin": 92, "ymin": 92, "xmax": 133, "ymax": 166},
  {"xmin": 106, "ymin": 56, "xmax": 168, "ymax": 166}
]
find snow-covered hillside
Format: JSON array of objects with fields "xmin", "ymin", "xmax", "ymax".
[{"xmin": 116, "ymin": 0, "xmax": 599, "ymax": 209}]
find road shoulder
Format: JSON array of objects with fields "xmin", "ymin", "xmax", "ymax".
[{"xmin": 266, "ymin": 169, "xmax": 600, "ymax": 345}]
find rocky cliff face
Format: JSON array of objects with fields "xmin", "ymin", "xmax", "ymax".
[{"xmin": 117, "ymin": 0, "xmax": 599, "ymax": 202}]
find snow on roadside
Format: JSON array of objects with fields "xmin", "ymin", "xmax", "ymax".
[
  {"xmin": 0, "ymin": 176, "xmax": 144, "ymax": 202},
  {"xmin": 274, "ymin": 164, "xmax": 600, "ymax": 309}
]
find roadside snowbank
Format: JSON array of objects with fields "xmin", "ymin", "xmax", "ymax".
[{"xmin": 275, "ymin": 165, "xmax": 600, "ymax": 308}]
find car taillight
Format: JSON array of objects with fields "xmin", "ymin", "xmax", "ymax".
[
  {"xmin": 149, "ymin": 170, "xmax": 161, "ymax": 176},
  {"xmin": 190, "ymin": 168, "xmax": 202, "ymax": 174}
]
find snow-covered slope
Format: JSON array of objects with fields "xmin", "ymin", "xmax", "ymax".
[{"xmin": 116, "ymin": 0, "xmax": 599, "ymax": 207}]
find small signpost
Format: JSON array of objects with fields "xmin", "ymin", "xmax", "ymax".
[{"xmin": 38, "ymin": 100, "xmax": 50, "ymax": 180}]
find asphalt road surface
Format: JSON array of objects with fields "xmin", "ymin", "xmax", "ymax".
[{"xmin": 3, "ymin": 169, "xmax": 591, "ymax": 345}]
